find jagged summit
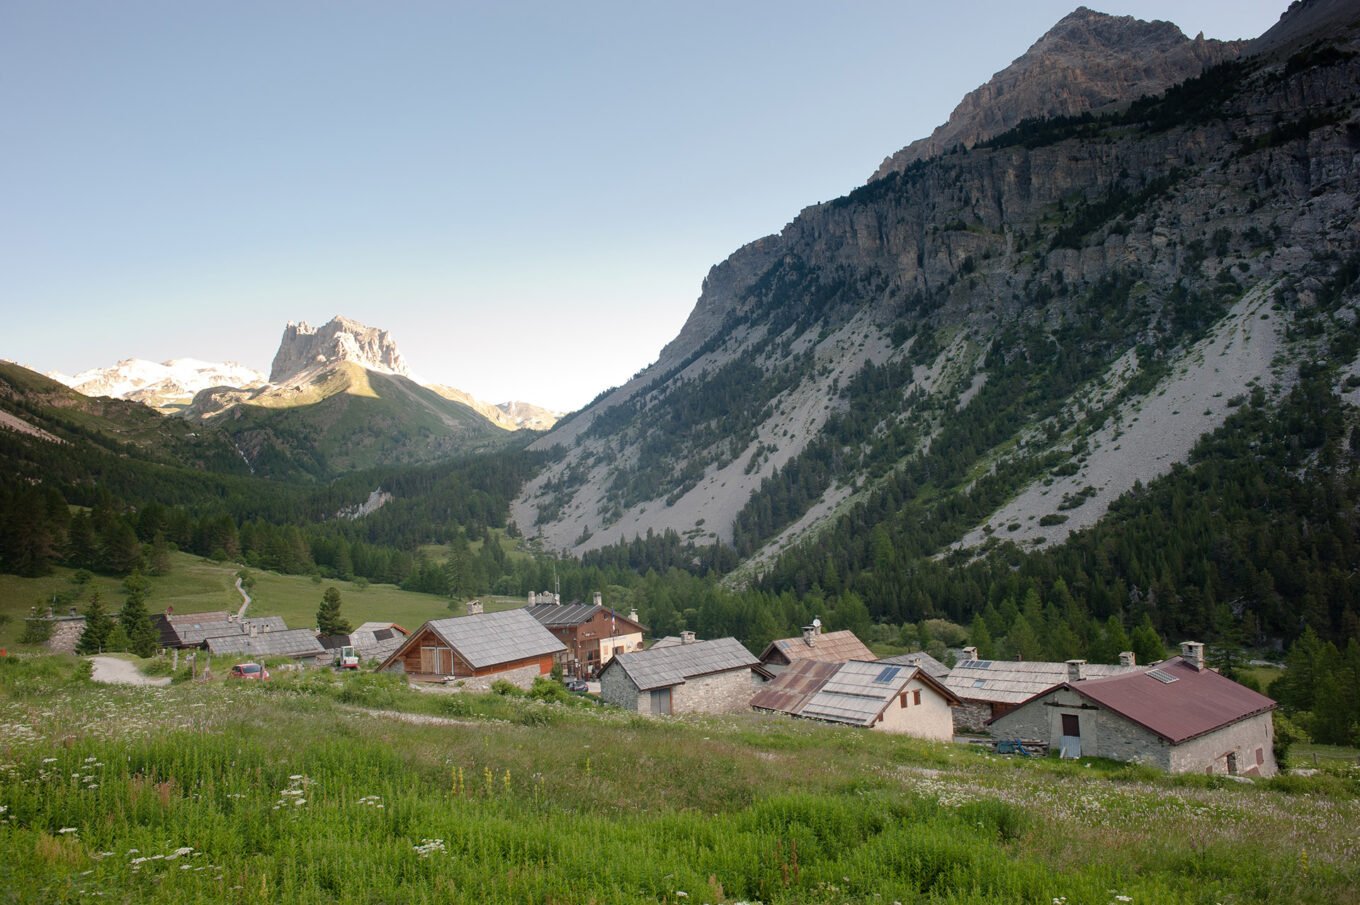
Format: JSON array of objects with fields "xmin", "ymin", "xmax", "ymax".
[
  {"xmin": 869, "ymin": 6, "xmax": 1246, "ymax": 180},
  {"xmin": 269, "ymin": 316, "xmax": 409, "ymax": 384}
]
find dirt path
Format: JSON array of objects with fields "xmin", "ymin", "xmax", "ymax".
[
  {"xmin": 234, "ymin": 577, "xmax": 251, "ymax": 618},
  {"xmin": 89, "ymin": 656, "xmax": 171, "ymax": 687}
]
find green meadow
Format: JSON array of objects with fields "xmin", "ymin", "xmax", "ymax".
[
  {"xmin": 1, "ymin": 655, "xmax": 1357, "ymax": 904},
  {"xmin": 0, "ymin": 552, "xmax": 464, "ymax": 647}
]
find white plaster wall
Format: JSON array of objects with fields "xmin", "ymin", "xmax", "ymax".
[{"xmin": 874, "ymin": 678, "xmax": 955, "ymax": 741}]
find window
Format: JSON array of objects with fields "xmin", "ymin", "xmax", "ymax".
[
  {"xmin": 1226, "ymin": 752, "xmax": 1238, "ymax": 775},
  {"xmin": 1256, "ymin": 747, "xmax": 1264, "ymax": 766},
  {"xmin": 899, "ymin": 692, "xmax": 909, "ymax": 708},
  {"xmin": 1061, "ymin": 714, "xmax": 1080, "ymax": 738},
  {"xmin": 913, "ymin": 689, "xmax": 921, "ymax": 706}
]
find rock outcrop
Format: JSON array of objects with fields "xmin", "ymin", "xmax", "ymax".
[
  {"xmin": 269, "ymin": 316, "xmax": 409, "ymax": 383},
  {"xmin": 870, "ymin": 7, "xmax": 1246, "ymax": 180}
]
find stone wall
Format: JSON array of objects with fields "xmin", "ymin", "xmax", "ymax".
[
  {"xmin": 451, "ymin": 663, "xmax": 540, "ymax": 693},
  {"xmin": 953, "ymin": 699, "xmax": 994, "ymax": 733},
  {"xmin": 1171, "ymin": 712, "xmax": 1277, "ymax": 777},
  {"xmin": 599, "ymin": 663, "xmax": 645, "ymax": 712},
  {"xmin": 46, "ymin": 618, "xmax": 86, "ymax": 655},
  {"xmin": 670, "ymin": 669, "xmax": 760, "ymax": 716}
]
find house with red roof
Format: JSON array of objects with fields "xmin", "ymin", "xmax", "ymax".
[{"xmin": 987, "ymin": 642, "xmax": 1278, "ymax": 777}]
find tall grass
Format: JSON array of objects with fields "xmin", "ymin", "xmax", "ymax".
[{"xmin": 1, "ymin": 655, "xmax": 1357, "ymax": 903}]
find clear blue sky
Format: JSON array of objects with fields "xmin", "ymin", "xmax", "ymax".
[{"xmin": 2, "ymin": 1, "xmax": 1284, "ymax": 412}]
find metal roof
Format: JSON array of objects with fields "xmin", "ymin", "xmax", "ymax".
[
  {"xmin": 799, "ymin": 660, "xmax": 919, "ymax": 727},
  {"xmin": 760, "ymin": 630, "xmax": 875, "ymax": 665},
  {"xmin": 750, "ymin": 659, "xmax": 842, "ymax": 715},
  {"xmin": 206, "ymin": 628, "xmax": 326, "ymax": 659},
  {"xmin": 879, "ymin": 651, "xmax": 951, "ymax": 679},
  {"xmin": 421, "ymin": 610, "xmax": 565, "ymax": 669},
  {"xmin": 1065, "ymin": 657, "xmax": 1277, "ymax": 743},
  {"xmin": 172, "ymin": 616, "xmax": 288, "ymax": 647},
  {"xmin": 605, "ymin": 638, "xmax": 759, "ymax": 691},
  {"xmin": 946, "ymin": 657, "xmax": 1144, "ymax": 704},
  {"xmin": 526, "ymin": 604, "xmax": 646, "ymax": 632}
]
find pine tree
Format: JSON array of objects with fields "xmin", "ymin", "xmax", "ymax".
[
  {"xmin": 118, "ymin": 571, "xmax": 159, "ymax": 658},
  {"xmin": 317, "ymin": 586, "xmax": 351, "ymax": 635},
  {"xmin": 1130, "ymin": 616, "xmax": 1165, "ymax": 666},
  {"xmin": 76, "ymin": 592, "xmax": 114, "ymax": 654}
]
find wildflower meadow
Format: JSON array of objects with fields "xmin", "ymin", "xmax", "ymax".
[{"xmin": 1, "ymin": 654, "xmax": 1357, "ymax": 904}]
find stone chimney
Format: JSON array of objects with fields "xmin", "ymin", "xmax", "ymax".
[
  {"xmin": 249, "ymin": 622, "xmax": 259, "ymax": 638},
  {"xmin": 528, "ymin": 593, "xmax": 535, "ymax": 607},
  {"xmin": 802, "ymin": 625, "xmax": 818, "ymax": 647},
  {"xmin": 680, "ymin": 630, "xmax": 696, "ymax": 645},
  {"xmin": 593, "ymin": 591, "xmax": 603, "ymax": 607},
  {"xmin": 1119, "ymin": 651, "xmax": 1136, "ymax": 667},
  {"xmin": 628, "ymin": 608, "xmax": 639, "ymax": 623},
  {"xmin": 962, "ymin": 646, "xmax": 978, "ymax": 662},
  {"xmin": 1181, "ymin": 641, "xmax": 1205, "ymax": 671},
  {"xmin": 1066, "ymin": 659, "xmax": 1086, "ymax": 683},
  {"xmin": 466, "ymin": 600, "xmax": 484, "ymax": 616}
]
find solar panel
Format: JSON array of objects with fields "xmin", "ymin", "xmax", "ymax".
[
  {"xmin": 1147, "ymin": 669, "xmax": 1179, "ymax": 684},
  {"xmin": 873, "ymin": 666, "xmax": 902, "ymax": 684},
  {"xmin": 972, "ymin": 660, "xmax": 993, "ymax": 669}
]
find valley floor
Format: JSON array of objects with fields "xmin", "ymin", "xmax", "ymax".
[{"xmin": 1, "ymin": 655, "xmax": 1357, "ymax": 904}]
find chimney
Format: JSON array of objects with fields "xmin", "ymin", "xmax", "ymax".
[
  {"xmin": 466, "ymin": 600, "xmax": 484, "ymax": 616},
  {"xmin": 593, "ymin": 591, "xmax": 603, "ymax": 607},
  {"xmin": 528, "ymin": 593, "xmax": 535, "ymax": 607},
  {"xmin": 1119, "ymin": 651, "xmax": 1136, "ymax": 667},
  {"xmin": 801, "ymin": 625, "xmax": 817, "ymax": 647},
  {"xmin": 680, "ymin": 630, "xmax": 696, "ymax": 645},
  {"xmin": 962, "ymin": 646, "xmax": 978, "ymax": 662},
  {"xmin": 812, "ymin": 617, "xmax": 823, "ymax": 635},
  {"xmin": 249, "ymin": 622, "xmax": 259, "ymax": 638},
  {"xmin": 1066, "ymin": 659, "xmax": 1086, "ymax": 683},
  {"xmin": 628, "ymin": 608, "xmax": 639, "ymax": 623},
  {"xmin": 1180, "ymin": 641, "xmax": 1205, "ymax": 671}
]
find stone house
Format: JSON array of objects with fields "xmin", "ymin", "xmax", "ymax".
[
  {"xmin": 945, "ymin": 646, "xmax": 1145, "ymax": 732},
  {"xmin": 599, "ymin": 636, "xmax": 768, "ymax": 716},
  {"xmin": 206, "ymin": 627, "xmax": 327, "ymax": 663},
  {"xmin": 757, "ymin": 621, "xmax": 875, "ymax": 675},
  {"xmin": 987, "ymin": 643, "xmax": 1278, "ymax": 776},
  {"xmin": 379, "ymin": 609, "xmax": 565, "ymax": 690},
  {"xmin": 526, "ymin": 592, "xmax": 646, "ymax": 678},
  {"xmin": 752, "ymin": 658, "xmax": 959, "ymax": 741}
]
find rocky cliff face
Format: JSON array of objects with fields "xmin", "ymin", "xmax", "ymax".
[
  {"xmin": 269, "ymin": 316, "xmax": 409, "ymax": 383},
  {"xmin": 870, "ymin": 7, "xmax": 1246, "ymax": 181},
  {"xmin": 515, "ymin": 4, "xmax": 1360, "ymax": 562}
]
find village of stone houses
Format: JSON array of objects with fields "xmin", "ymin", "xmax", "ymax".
[{"xmin": 3, "ymin": 579, "xmax": 1357, "ymax": 903}]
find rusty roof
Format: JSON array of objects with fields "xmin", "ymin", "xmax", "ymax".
[
  {"xmin": 750, "ymin": 659, "xmax": 842, "ymax": 715},
  {"xmin": 759, "ymin": 630, "xmax": 875, "ymax": 665},
  {"xmin": 1061, "ymin": 657, "xmax": 1276, "ymax": 743}
]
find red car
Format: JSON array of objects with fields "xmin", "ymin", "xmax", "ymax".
[{"xmin": 228, "ymin": 662, "xmax": 270, "ymax": 681}]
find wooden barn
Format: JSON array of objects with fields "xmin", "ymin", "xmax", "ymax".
[{"xmin": 379, "ymin": 610, "xmax": 565, "ymax": 688}]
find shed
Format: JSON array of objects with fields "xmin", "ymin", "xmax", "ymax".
[
  {"xmin": 753, "ymin": 659, "xmax": 959, "ymax": 741},
  {"xmin": 988, "ymin": 644, "xmax": 1278, "ymax": 776},
  {"xmin": 379, "ymin": 610, "xmax": 565, "ymax": 688},
  {"xmin": 599, "ymin": 637, "xmax": 767, "ymax": 716},
  {"xmin": 758, "ymin": 624, "xmax": 875, "ymax": 674}
]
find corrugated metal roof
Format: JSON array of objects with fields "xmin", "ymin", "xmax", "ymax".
[
  {"xmin": 750, "ymin": 659, "xmax": 841, "ymax": 715},
  {"xmin": 879, "ymin": 651, "xmax": 951, "ymax": 679},
  {"xmin": 424, "ymin": 610, "xmax": 565, "ymax": 669},
  {"xmin": 761, "ymin": 630, "xmax": 875, "ymax": 665},
  {"xmin": 606, "ymin": 638, "xmax": 759, "ymax": 691},
  {"xmin": 206, "ymin": 628, "xmax": 326, "ymax": 659},
  {"xmin": 1067, "ymin": 657, "xmax": 1276, "ymax": 743},
  {"xmin": 946, "ymin": 658, "xmax": 1144, "ymax": 704},
  {"xmin": 800, "ymin": 660, "xmax": 918, "ymax": 727}
]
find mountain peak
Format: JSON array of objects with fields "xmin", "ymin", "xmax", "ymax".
[
  {"xmin": 269, "ymin": 316, "xmax": 409, "ymax": 384},
  {"xmin": 869, "ymin": 6, "xmax": 1246, "ymax": 180}
]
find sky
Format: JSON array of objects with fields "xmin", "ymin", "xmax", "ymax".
[{"xmin": 2, "ymin": 1, "xmax": 1286, "ymax": 413}]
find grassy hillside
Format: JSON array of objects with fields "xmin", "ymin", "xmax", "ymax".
[
  {"xmin": 207, "ymin": 364, "xmax": 521, "ymax": 479},
  {"xmin": 0, "ymin": 552, "xmax": 460, "ymax": 647},
  {"xmin": 0, "ymin": 655, "xmax": 1356, "ymax": 903}
]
